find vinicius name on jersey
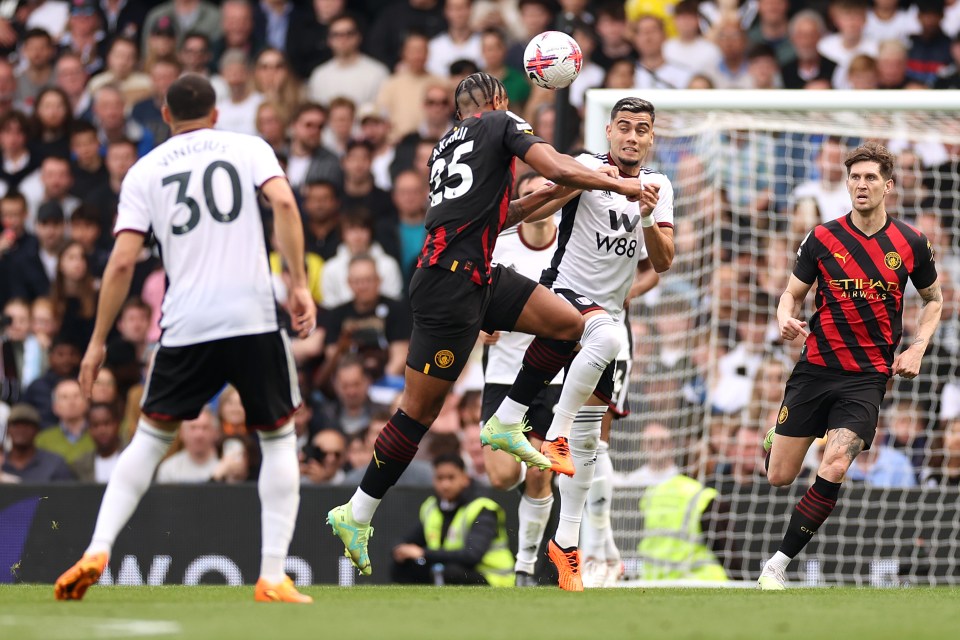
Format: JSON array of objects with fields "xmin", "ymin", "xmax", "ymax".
[{"xmin": 157, "ymin": 139, "xmax": 231, "ymax": 168}]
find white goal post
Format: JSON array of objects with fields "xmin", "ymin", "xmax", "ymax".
[{"xmin": 582, "ymin": 89, "xmax": 960, "ymax": 587}]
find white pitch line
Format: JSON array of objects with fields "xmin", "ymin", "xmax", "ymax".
[{"xmin": 0, "ymin": 615, "xmax": 182, "ymax": 639}]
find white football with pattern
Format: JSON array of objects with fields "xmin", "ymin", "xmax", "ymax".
[{"xmin": 523, "ymin": 31, "xmax": 583, "ymax": 90}]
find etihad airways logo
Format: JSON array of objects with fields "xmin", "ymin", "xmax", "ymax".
[{"xmin": 828, "ymin": 278, "xmax": 900, "ymax": 300}]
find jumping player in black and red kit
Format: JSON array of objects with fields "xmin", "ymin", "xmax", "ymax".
[
  {"xmin": 758, "ymin": 142, "xmax": 943, "ymax": 589},
  {"xmin": 328, "ymin": 72, "xmax": 646, "ymax": 575}
]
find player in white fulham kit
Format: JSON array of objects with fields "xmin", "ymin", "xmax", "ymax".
[
  {"xmin": 54, "ymin": 75, "xmax": 317, "ymax": 603},
  {"xmin": 483, "ymin": 97, "xmax": 675, "ymax": 591}
]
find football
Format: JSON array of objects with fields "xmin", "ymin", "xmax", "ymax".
[{"xmin": 523, "ymin": 31, "xmax": 583, "ymax": 90}]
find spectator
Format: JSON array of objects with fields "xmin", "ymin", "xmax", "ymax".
[
  {"xmin": 0, "ymin": 60, "xmax": 15, "ymax": 117},
  {"xmin": 886, "ymin": 398, "xmax": 929, "ymax": 471},
  {"xmin": 0, "ymin": 111, "xmax": 41, "ymax": 198},
  {"xmin": 319, "ymin": 255, "xmax": 411, "ymax": 386},
  {"xmin": 368, "ymin": 0, "xmax": 446, "ymax": 71},
  {"xmin": 30, "ymin": 297, "xmax": 58, "ymax": 353},
  {"xmin": 934, "ymin": 33, "xmax": 960, "ymax": 88},
  {"xmin": 301, "ymin": 179, "xmax": 342, "ymax": 259},
  {"xmin": 32, "ymin": 110, "xmax": 66, "ymax": 169},
  {"xmin": 616, "ymin": 422, "xmax": 681, "ymax": 487},
  {"xmin": 876, "ymin": 38, "xmax": 918, "ymax": 89},
  {"xmin": 53, "ymin": 53, "xmax": 92, "ymax": 119},
  {"xmin": 301, "ymin": 427, "xmax": 347, "ymax": 484},
  {"xmin": 283, "ymin": 103, "xmax": 342, "ymax": 192},
  {"xmin": 358, "ymin": 105, "xmax": 395, "ymax": 191},
  {"xmin": 307, "ymin": 13, "xmax": 389, "ymax": 109},
  {"xmin": 21, "ymin": 156, "xmax": 79, "ymax": 230},
  {"xmin": 251, "ymin": 48, "xmax": 303, "ymax": 126},
  {"xmin": 322, "ymin": 97, "xmax": 356, "ymax": 158},
  {"xmin": 865, "ymin": 0, "xmax": 921, "ymax": 45},
  {"xmin": 143, "ymin": 0, "xmax": 222, "ymax": 53},
  {"xmin": 112, "ymin": 296, "xmax": 153, "ymax": 365},
  {"xmin": 216, "ymin": 384, "xmax": 247, "ymax": 438},
  {"xmin": 50, "ymin": 240, "xmax": 97, "ymax": 348},
  {"xmin": 9, "ymin": 201, "xmax": 65, "ymax": 302},
  {"xmin": 781, "ymin": 9, "xmax": 837, "ymax": 89},
  {"xmin": 84, "ymin": 137, "xmax": 137, "ymax": 244},
  {"xmin": 565, "ymin": 20, "xmax": 606, "ymax": 112},
  {"xmin": 130, "ymin": 57, "xmax": 180, "ymax": 149},
  {"xmin": 721, "ymin": 425, "xmax": 765, "ymax": 485},
  {"xmin": 91, "ymin": 85, "xmax": 153, "ymax": 158},
  {"xmin": 15, "ymin": 29, "xmax": 57, "ymax": 111},
  {"xmin": 818, "ymin": 0, "xmax": 879, "ymax": 89},
  {"xmin": 71, "ymin": 402, "xmax": 123, "ymax": 483},
  {"xmin": 255, "ymin": 101, "xmax": 286, "ymax": 153},
  {"xmin": 505, "ymin": 0, "xmax": 554, "ymax": 73},
  {"xmin": 746, "ymin": 42, "xmax": 784, "ymax": 89},
  {"xmin": 214, "ymin": 49, "xmax": 263, "ymax": 136},
  {"xmin": 97, "ymin": 0, "xmax": 151, "ymax": 46},
  {"xmin": 255, "ymin": 0, "xmax": 294, "ymax": 53},
  {"xmin": 0, "ymin": 298, "xmax": 33, "ymax": 398},
  {"xmin": 791, "ymin": 136, "xmax": 849, "ymax": 225},
  {"xmin": 69, "ymin": 121, "xmax": 108, "ymax": 199},
  {"xmin": 322, "ymin": 207, "xmax": 403, "ymax": 308},
  {"xmin": 632, "ymin": 15, "xmax": 692, "ymax": 90},
  {"xmin": 663, "ymin": 0, "xmax": 721, "ymax": 76},
  {"xmin": 90, "ymin": 366, "xmax": 120, "ymax": 408},
  {"xmin": 0, "ymin": 193, "xmax": 39, "ymax": 295},
  {"xmin": 392, "ymin": 169, "xmax": 428, "ymax": 283},
  {"xmin": 391, "ymin": 452, "xmax": 514, "ymax": 586},
  {"xmin": 847, "ymin": 426, "xmax": 918, "ymax": 487},
  {"xmin": 155, "ymin": 407, "xmax": 222, "ymax": 483},
  {"xmin": 592, "ymin": 2, "xmax": 634, "ymax": 71},
  {"xmin": 0, "ymin": 449, "xmax": 20, "ymax": 483},
  {"xmin": 711, "ymin": 298, "xmax": 776, "ymax": 415},
  {"xmin": 907, "ymin": 0, "xmax": 953, "ymax": 85},
  {"xmin": 35, "ymin": 378, "xmax": 92, "ymax": 463},
  {"xmin": 924, "ymin": 417, "xmax": 960, "ymax": 486},
  {"xmin": 480, "ymin": 28, "xmax": 530, "ymax": 106},
  {"xmin": 285, "ymin": 0, "xmax": 345, "ymax": 80},
  {"xmin": 340, "ymin": 139, "xmax": 398, "ymax": 253},
  {"xmin": 847, "ymin": 53, "xmax": 880, "ymax": 89},
  {"xmin": 60, "ymin": 0, "xmax": 107, "ymax": 76},
  {"xmin": 87, "ymin": 36, "xmax": 153, "ymax": 108},
  {"xmin": 267, "ymin": 224, "xmax": 324, "ymax": 306},
  {"xmin": 178, "ymin": 32, "xmax": 214, "ymax": 76},
  {"xmin": 143, "ymin": 16, "xmax": 177, "ymax": 70},
  {"xmin": 212, "ymin": 0, "xmax": 261, "ymax": 62},
  {"xmin": 708, "ymin": 16, "xmax": 753, "ymax": 89},
  {"xmin": 317, "ymin": 355, "xmax": 375, "ymax": 436},
  {"xmin": 69, "ymin": 204, "xmax": 109, "ymax": 276},
  {"xmin": 1, "ymin": 402, "xmax": 74, "ymax": 481},
  {"xmin": 748, "ymin": 0, "xmax": 794, "ymax": 65},
  {"xmin": 428, "ymin": 0, "xmax": 482, "ymax": 78}
]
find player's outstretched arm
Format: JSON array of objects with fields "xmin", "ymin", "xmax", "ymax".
[
  {"xmin": 502, "ymin": 182, "xmax": 578, "ymax": 229},
  {"xmin": 262, "ymin": 176, "xmax": 316, "ymax": 338},
  {"xmin": 893, "ymin": 279, "xmax": 943, "ymax": 379},
  {"xmin": 522, "ymin": 143, "xmax": 643, "ymax": 200},
  {"xmin": 777, "ymin": 274, "xmax": 813, "ymax": 342},
  {"xmin": 79, "ymin": 231, "xmax": 145, "ymax": 397}
]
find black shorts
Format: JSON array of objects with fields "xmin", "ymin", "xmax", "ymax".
[
  {"xmin": 481, "ymin": 383, "xmax": 562, "ymax": 440},
  {"xmin": 553, "ymin": 288, "xmax": 625, "ymax": 412},
  {"xmin": 775, "ymin": 362, "xmax": 888, "ymax": 449},
  {"xmin": 407, "ymin": 265, "xmax": 538, "ymax": 381},
  {"xmin": 141, "ymin": 331, "xmax": 301, "ymax": 430}
]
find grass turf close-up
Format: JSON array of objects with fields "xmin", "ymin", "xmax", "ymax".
[{"xmin": 2, "ymin": 585, "xmax": 960, "ymax": 640}]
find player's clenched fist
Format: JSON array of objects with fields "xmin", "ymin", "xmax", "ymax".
[{"xmin": 639, "ymin": 183, "xmax": 660, "ymax": 214}]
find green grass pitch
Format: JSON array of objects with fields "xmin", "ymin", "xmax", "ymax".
[{"xmin": 2, "ymin": 585, "xmax": 959, "ymax": 640}]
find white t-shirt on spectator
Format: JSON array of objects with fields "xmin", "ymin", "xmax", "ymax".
[
  {"xmin": 817, "ymin": 34, "xmax": 879, "ymax": 89},
  {"xmin": 865, "ymin": 7, "xmax": 921, "ymax": 45},
  {"xmin": 308, "ymin": 55, "xmax": 390, "ymax": 109},
  {"xmin": 944, "ymin": 2, "xmax": 960, "ymax": 38},
  {"xmin": 321, "ymin": 243, "xmax": 403, "ymax": 308},
  {"xmin": 215, "ymin": 92, "xmax": 264, "ymax": 137},
  {"xmin": 94, "ymin": 452, "xmax": 120, "ymax": 483},
  {"xmin": 569, "ymin": 62, "xmax": 605, "ymax": 110},
  {"xmin": 792, "ymin": 180, "xmax": 850, "ymax": 223},
  {"xmin": 371, "ymin": 149, "xmax": 395, "ymax": 192},
  {"xmin": 115, "ymin": 128, "xmax": 283, "ymax": 347},
  {"xmin": 156, "ymin": 450, "xmax": 220, "ymax": 483},
  {"xmin": 427, "ymin": 33, "xmax": 482, "ymax": 78},
  {"xmin": 634, "ymin": 61, "xmax": 693, "ymax": 89},
  {"xmin": 664, "ymin": 38, "xmax": 723, "ymax": 75}
]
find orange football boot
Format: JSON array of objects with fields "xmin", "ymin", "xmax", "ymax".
[
  {"xmin": 547, "ymin": 539, "xmax": 583, "ymax": 592},
  {"xmin": 54, "ymin": 552, "xmax": 108, "ymax": 601},
  {"xmin": 254, "ymin": 576, "xmax": 314, "ymax": 603},
  {"xmin": 540, "ymin": 437, "xmax": 575, "ymax": 476}
]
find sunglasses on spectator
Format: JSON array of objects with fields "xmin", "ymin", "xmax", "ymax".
[
  {"xmin": 312, "ymin": 447, "xmax": 344, "ymax": 462},
  {"xmin": 425, "ymin": 98, "xmax": 449, "ymax": 106}
]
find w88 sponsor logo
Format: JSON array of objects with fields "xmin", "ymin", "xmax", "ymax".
[{"xmin": 596, "ymin": 233, "xmax": 637, "ymax": 257}]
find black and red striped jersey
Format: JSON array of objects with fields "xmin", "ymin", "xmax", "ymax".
[
  {"xmin": 794, "ymin": 213, "xmax": 938, "ymax": 375},
  {"xmin": 418, "ymin": 109, "xmax": 545, "ymax": 285}
]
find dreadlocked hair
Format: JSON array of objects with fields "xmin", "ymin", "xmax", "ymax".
[{"xmin": 454, "ymin": 72, "xmax": 506, "ymax": 120}]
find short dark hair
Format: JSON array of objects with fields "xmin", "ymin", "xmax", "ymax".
[
  {"xmin": 0, "ymin": 109, "xmax": 29, "ymax": 133},
  {"xmin": 610, "ymin": 97, "xmax": 655, "ymax": 123},
  {"xmin": 165, "ymin": 74, "xmax": 216, "ymax": 121},
  {"xmin": 182, "ymin": 31, "xmax": 210, "ymax": 48},
  {"xmin": 341, "ymin": 206, "xmax": 374, "ymax": 231},
  {"xmin": 345, "ymin": 138, "xmax": 374, "ymax": 155},
  {"xmin": 70, "ymin": 119, "xmax": 98, "ymax": 139},
  {"xmin": 23, "ymin": 27, "xmax": 53, "ymax": 45},
  {"xmin": 70, "ymin": 203, "xmax": 101, "ymax": 226},
  {"xmin": 0, "ymin": 191, "xmax": 27, "ymax": 210},
  {"xmin": 449, "ymin": 58, "xmax": 479, "ymax": 76},
  {"xmin": 433, "ymin": 452, "xmax": 466, "ymax": 471},
  {"xmin": 290, "ymin": 101, "xmax": 326, "ymax": 126},
  {"xmin": 515, "ymin": 170, "xmax": 543, "ymax": 196},
  {"xmin": 88, "ymin": 402, "xmax": 120, "ymax": 421},
  {"xmin": 844, "ymin": 142, "xmax": 895, "ymax": 181},
  {"xmin": 303, "ymin": 178, "xmax": 340, "ymax": 198}
]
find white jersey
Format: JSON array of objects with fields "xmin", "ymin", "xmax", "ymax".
[
  {"xmin": 543, "ymin": 153, "xmax": 673, "ymax": 320},
  {"xmin": 115, "ymin": 129, "xmax": 284, "ymax": 347},
  {"xmin": 485, "ymin": 224, "xmax": 562, "ymax": 386}
]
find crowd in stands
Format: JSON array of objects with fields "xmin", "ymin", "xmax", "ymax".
[{"xmin": 1, "ymin": 0, "xmax": 959, "ymax": 501}]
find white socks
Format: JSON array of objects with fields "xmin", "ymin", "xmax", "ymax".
[
  {"xmin": 582, "ymin": 440, "xmax": 615, "ymax": 560},
  {"xmin": 765, "ymin": 551, "xmax": 792, "ymax": 573},
  {"xmin": 350, "ymin": 488, "xmax": 381, "ymax": 524},
  {"xmin": 553, "ymin": 406, "xmax": 606, "ymax": 548},
  {"xmin": 87, "ymin": 419, "xmax": 176, "ymax": 556},
  {"xmin": 545, "ymin": 314, "xmax": 620, "ymax": 441},
  {"xmin": 494, "ymin": 396, "xmax": 528, "ymax": 427},
  {"xmin": 515, "ymin": 493, "xmax": 554, "ymax": 575},
  {"xmin": 257, "ymin": 422, "xmax": 300, "ymax": 583}
]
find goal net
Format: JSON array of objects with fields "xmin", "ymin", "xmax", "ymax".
[{"xmin": 584, "ymin": 90, "xmax": 960, "ymax": 586}]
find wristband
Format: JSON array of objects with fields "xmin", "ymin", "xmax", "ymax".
[{"xmin": 641, "ymin": 214, "xmax": 656, "ymax": 228}]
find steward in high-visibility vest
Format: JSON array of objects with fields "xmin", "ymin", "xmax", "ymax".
[
  {"xmin": 636, "ymin": 474, "xmax": 728, "ymax": 581},
  {"xmin": 392, "ymin": 453, "xmax": 514, "ymax": 587}
]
